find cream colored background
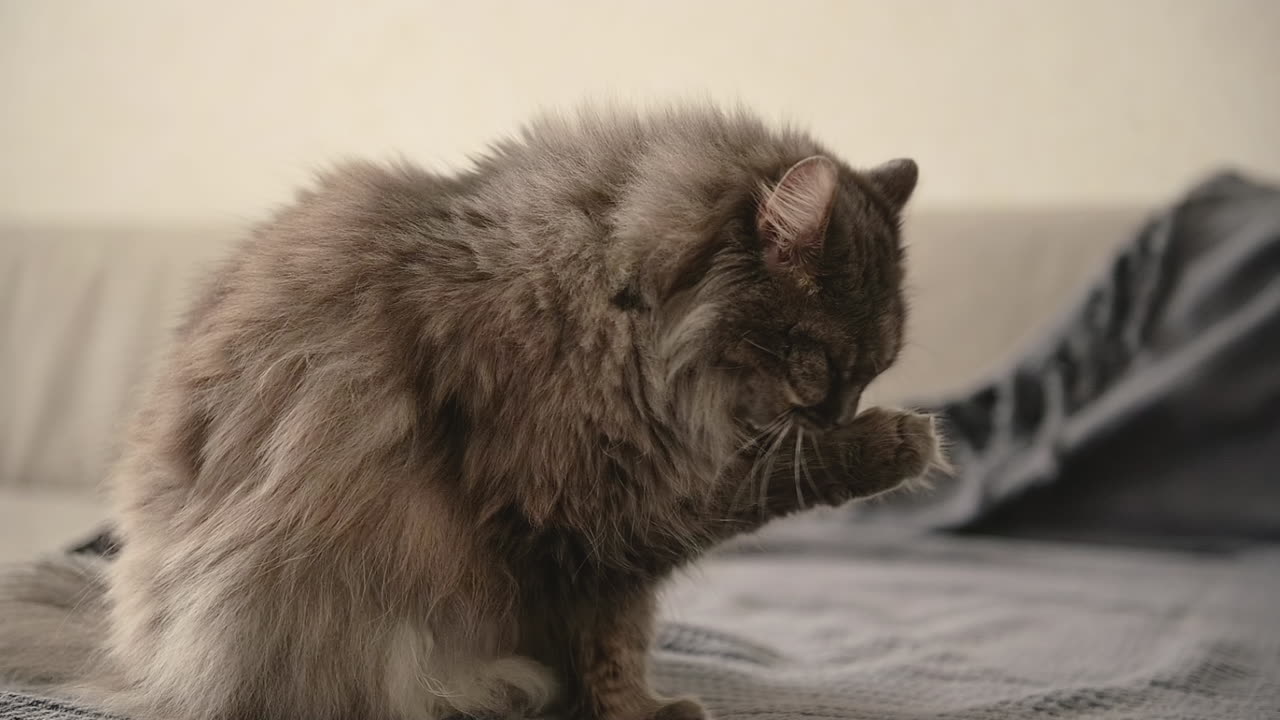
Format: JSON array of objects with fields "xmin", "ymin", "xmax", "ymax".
[
  {"xmin": 2, "ymin": 0, "xmax": 1278, "ymax": 223},
  {"xmin": 1, "ymin": 1, "xmax": 1278, "ymax": 558}
]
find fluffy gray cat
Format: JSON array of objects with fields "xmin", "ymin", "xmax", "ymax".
[{"xmin": 0, "ymin": 105, "xmax": 941, "ymax": 720}]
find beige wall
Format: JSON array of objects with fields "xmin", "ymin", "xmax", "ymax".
[{"xmin": 2, "ymin": 0, "xmax": 1278, "ymax": 222}]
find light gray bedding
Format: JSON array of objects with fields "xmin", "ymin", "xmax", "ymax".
[
  {"xmin": 655, "ymin": 529, "xmax": 1280, "ymax": 719},
  {"xmin": 6, "ymin": 532, "xmax": 1277, "ymax": 719}
]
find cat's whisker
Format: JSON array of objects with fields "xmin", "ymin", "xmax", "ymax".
[
  {"xmin": 793, "ymin": 426, "xmax": 805, "ymax": 509},
  {"xmin": 800, "ymin": 430, "xmax": 821, "ymax": 500},
  {"xmin": 755, "ymin": 419, "xmax": 790, "ymax": 523},
  {"xmin": 806, "ymin": 430, "xmax": 826, "ymax": 471},
  {"xmin": 735, "ymin": 414, "xmax": 787, "ymax": 456},
  {"xmin": 728, "ymin": 417, "xmax": 786, "ymax": 513},
  {"xmin": 742, "ymin": 336, "xmax": 783, "ymax": 360},
  {"xmin": 732, "ymin": 428, "xmax": 770, "ymax": 513},
  {"xmin": 725, "ymin": 411, "xmax": 789, "ymax": 510}
]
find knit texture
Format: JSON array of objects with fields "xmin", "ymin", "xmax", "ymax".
[{"xmin": 6, "ymin": 534, "xmax": 1279, "ymax": 719}]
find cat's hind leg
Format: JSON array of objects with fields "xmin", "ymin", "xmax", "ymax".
[{"xmin": 384, "ymin": 620, "xmax": 558, "ymax": 719}]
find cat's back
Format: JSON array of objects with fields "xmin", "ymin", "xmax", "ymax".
[{"xmin": 224, "ymin": 104, "xmax": 799, "ymax": 291}]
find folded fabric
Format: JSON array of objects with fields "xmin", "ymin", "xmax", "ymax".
[
  {"xmin": 850, "ymin": 172, "xmax": 1280, "ymax": 546},
  {"xmin": 8, "ymin": 535, "xmax": 1280, "ymax": 720}
]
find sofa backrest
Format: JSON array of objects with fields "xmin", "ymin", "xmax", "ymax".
[{"xmin": 0, "ymin": 208, "xmax": 1145, "ymax": 493}]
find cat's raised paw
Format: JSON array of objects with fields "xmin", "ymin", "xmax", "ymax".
[
  {"xmin": 838, "ymin": 407, "xmax": 946, "ymax": 498},
  {"xmin": 888, "ymin": 409, "xmax": 947, "ymax": 478}
]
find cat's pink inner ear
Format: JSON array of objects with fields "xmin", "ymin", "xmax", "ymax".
[{"xmin": 758, "ymin": 156, "xmax": 839, "ymax": 270}]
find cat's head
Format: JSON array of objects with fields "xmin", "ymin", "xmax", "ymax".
[{"xmin": 653, "ymin": 152, "xmax": 917, "ymax": 438}]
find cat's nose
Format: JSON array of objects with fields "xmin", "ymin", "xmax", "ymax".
[
  {"xmin": 798, "ymin": 388, "xmax": 861, "ymax": 430},
  {"xmin": 797, "ymin": 404, "xmax": 839, "ymax": 430},
  {"xmin": 797, "ymin": 389, "xmax": 857, "ymax": 430}
]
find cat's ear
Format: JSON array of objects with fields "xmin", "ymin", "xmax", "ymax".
[
  {"xmin": 757, "ymin": 155, "xmax": 839, "ymax": 275},
  {"xmin": 866, "ymin": 158, "xmax": 918, "ymax": 210}
]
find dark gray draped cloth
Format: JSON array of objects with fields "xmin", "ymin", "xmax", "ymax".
[{"xmin": 849, "ymin": 172, "xmax": 1280, "ymax": 548}]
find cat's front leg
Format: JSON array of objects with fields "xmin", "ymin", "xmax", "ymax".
[
  {"xmin": 565, "ymin": 587, "xmax": 708, "ymax": 720},
  {"xmin": 714, "ymin": 407, "xmax": 943, "ymax": 533}
]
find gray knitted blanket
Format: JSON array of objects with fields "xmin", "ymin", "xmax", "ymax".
[
  {"xmin": 5, "ymin": 534, "xmax": 1279, "ymax": 719},
  {"xmin": 656, "ymin": 532, "xmax": 1280, "ymax": 719}
]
